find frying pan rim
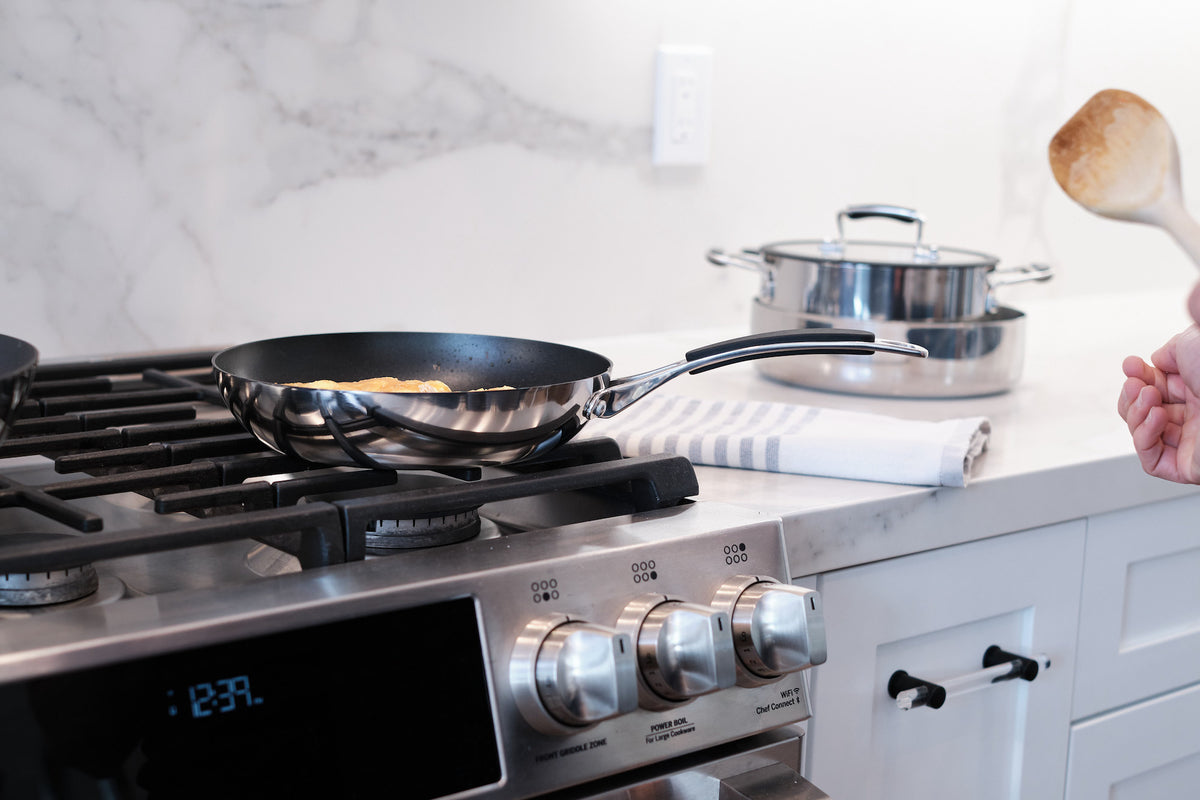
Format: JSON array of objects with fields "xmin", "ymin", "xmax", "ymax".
[{"xmin": 210, "ymin": 330, "xmax": 615, "ymax": 396}]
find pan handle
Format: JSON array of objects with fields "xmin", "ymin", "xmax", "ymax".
[{"xmin": 584, "ymin": 330, "xmax": 928, "ymax": 419}]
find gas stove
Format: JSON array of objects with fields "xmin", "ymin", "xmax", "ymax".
[{"xmin": 0, "ymin": 350, "xmax": 829, "ymax": 799}]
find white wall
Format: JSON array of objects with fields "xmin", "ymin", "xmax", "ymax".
[{"xmin": 3, "ymin": 0, "xmax": 1199, "ymax": 359}]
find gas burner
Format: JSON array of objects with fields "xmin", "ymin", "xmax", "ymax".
[
  {"xmin": 295, "ymin": 473, "xmax": 485, "ymax": 553},
  {"xmin": 0, "ymin": 576, "xmax": 125, "ymax": 620},
  {"xmin": 0, "ymin": 532, "xmax": 101, "ymax": 607},
  {"xmin": 366, "ymin": 509, "xmax": 482, "ymax": 552},
  {"xmin": 363, "ymin": 475, "xmax": 481, "ymax": 552}
]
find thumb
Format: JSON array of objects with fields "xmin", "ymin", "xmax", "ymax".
[{"xmin": 1172, "ymin": 326, "xmax": 1200, "ymax": 399}]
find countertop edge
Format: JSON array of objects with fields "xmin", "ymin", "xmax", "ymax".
[{"xmin": 780, "ymin": 453, "xmax": 1200, "ymax": 577}]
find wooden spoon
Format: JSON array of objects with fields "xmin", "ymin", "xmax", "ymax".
[{"xmin": 1049, "ymin": 88, "xmax": 1200, "ymax": 266}]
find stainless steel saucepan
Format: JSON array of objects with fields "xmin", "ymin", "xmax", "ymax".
[
  {"xmin": 213, "ymin": 329, "xmax": 927, "ymax": 469},
  {"xmin": 708, "ymin": 204, "xmax": 1052, "ymax": 321}
]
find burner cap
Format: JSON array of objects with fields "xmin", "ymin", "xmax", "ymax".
[
  {"xmin": 0, "ymin": 533, "xmax": 100, "ymax": 607},
  {"xmin": 305, "ymin": 473, "xmax": 486, "ymax": 552},
  {"xmin": 366, "ymin": 510, "xmax": 482, "ymax": 552},
  {"xmin": 364, "ymin": 474, "xmax": 482, "ymax": 551}
]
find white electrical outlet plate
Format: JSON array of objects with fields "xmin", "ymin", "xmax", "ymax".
[{"xmin": 652, "ymin": 44, "xmax": 713, "ymax": 166}]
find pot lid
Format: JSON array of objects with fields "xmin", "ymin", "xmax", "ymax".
[
  {"xmin": 761, "ymin": 204, "xmax": 999, "ymax": 269},
  {"xmin": 762, "ymin": 239, "xmax": 999, "ymax": 269}
]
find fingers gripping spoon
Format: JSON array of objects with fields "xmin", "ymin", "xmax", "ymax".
[{"xmin": 1049, "ymin": 88, "xmax": 1200, "ymax": 267}]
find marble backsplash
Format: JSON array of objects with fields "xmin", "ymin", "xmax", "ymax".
[{"xmin": 4, "ymin": 0, "xmax": 1200, "ymax": 360}]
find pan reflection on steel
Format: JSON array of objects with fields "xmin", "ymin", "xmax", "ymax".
[{"xmin": 225, "ymin": 372, "xmax": 587, "ymax": 468}]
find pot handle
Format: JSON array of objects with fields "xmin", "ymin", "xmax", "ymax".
[
  {"xmin": 988, "ymin": 262, "xmax": 1053, "ymax": 288},
  {"xmin": 706, "ymin": 248, "xmax": 768, "ymax": 274},
  {"xmin": 584, "ymin": 330, "xmax": 928, "ymax": 419},
  {"xmin": 837, "ymin": 204, "xmax": 927, "ymax": 245}
]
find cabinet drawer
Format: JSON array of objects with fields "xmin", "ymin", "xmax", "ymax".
[
  {"xmin": 1074, "ymin": 494, "xmax": 1200, "ymax": 719},
  {"xmin": 805, "ymin": 521, "xmax": 1084, "ymax": 800},
  {"xmin": 1066, "ymin": 680, "xmax": 1200, "ymax": 799}
]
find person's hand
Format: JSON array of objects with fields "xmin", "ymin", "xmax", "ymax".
[{"xmin": 1118, "ymin": 325, "xmax": 1200, "ymax": 483}]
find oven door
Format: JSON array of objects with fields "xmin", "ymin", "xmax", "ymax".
[{"xmin": 578, "ymin": 728, "xmax": 830, "ymax": 799}]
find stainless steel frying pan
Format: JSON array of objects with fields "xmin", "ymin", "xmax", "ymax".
[{"xmin": 212, "ymin": 329, "xmax": 927, "ymax": 469}]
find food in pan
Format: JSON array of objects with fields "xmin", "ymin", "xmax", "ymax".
[
  {"xmin": 286, "ymin": 378, "xmax": 513, "ymax": 392},
  {"xmin": 287, "ymin": 378, "xmax": 453, "ymax": 392}
]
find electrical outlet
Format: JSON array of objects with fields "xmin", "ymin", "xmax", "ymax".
[{"xmin": 652, "ymin": 45, "xmax": 713, "ymax": 166}]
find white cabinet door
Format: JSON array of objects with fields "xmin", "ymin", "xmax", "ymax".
[
  {"xmin": 1066, "ymin": 681, "xmax": 1200, "ymax": 799},
  {"xmin": 1074, "ymin": 494, "xmax": 1200, "ymax": 719},
  {"xmin": 805, "ymin": 521, "xmax": 1085, "ymax": 800}
]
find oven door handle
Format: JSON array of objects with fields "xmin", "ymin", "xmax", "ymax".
[
  {"xmin": 719, "ymin": 761, "xmax": 831, "ymax": 799},
  {"xmin": 604, "ymin": 730, "xmax": 829, "ymax": 800}
]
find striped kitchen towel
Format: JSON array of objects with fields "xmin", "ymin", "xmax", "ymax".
[{"xmin": 586, "ymin": 395, "xmax": 990, "ymax": 487}]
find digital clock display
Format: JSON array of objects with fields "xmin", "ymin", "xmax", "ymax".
[
  {"xmin": 167, "ymin": 674, "xmax": 264, "ymax": 719},
  {"xmin": 0, "ymin": 597, "xmax": 501, "ymax": 799}
]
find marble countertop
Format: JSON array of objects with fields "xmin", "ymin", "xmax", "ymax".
[{"xmin": 570, "ymin": 289, "xmax": 1200, "ymax": 577}]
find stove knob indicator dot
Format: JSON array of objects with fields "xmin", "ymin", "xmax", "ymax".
[
  {"xmin": 631, "ymin": 560, "xmax": 658, "ymax": 584},
  {"xmin": 530, "ymin": 578, "xmax": 560, "ymax": 603},
  {"xmin": 510, "ymin": 615, "xmax": 638, "ymax": 735},
  {"xmin": 723, "ymin": 543, "xmax": 749, "ymax": 565}
]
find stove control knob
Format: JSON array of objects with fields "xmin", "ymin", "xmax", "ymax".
[
  {"xmin": 509, "ymin": 615, "xmax": 638, "ymax": 736},
  {"xmin": 713, "ymin": 576, "xmax": 827, "ymax": 685},
  {"xmin": 616, "ymin": 594, "xmax": 737, "ymax": 708}
]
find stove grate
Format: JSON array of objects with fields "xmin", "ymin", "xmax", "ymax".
[{"xmin": 0, "ymin": 350, "xmax": 700, "ymax": 573}]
